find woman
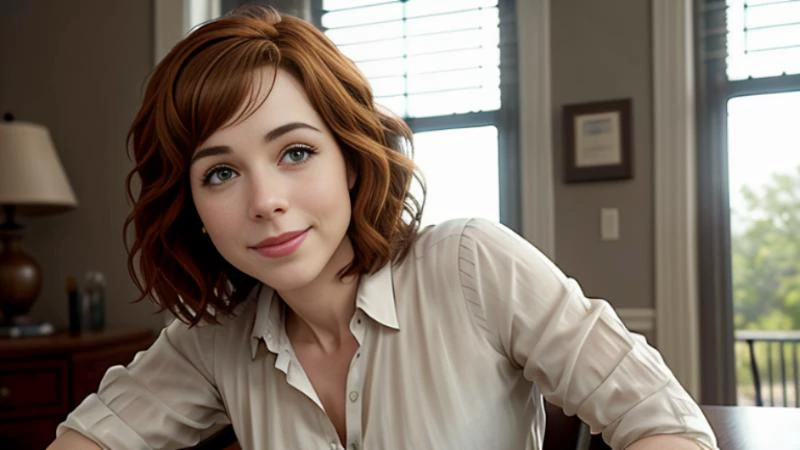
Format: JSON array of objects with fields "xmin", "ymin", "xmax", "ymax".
[{"xmin": 50, "ymin": 5, "xmax": 717, "ymax": 450}]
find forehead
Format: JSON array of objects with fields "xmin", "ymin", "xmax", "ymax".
[
  {"xmin": 202, "ymin": 67, "xmax": 325, "ymax": 146},
  {"xmin": 258, "ymin": 67, "xmax": 317, "ymax": 117}
]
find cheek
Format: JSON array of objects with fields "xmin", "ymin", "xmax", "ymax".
[
  {"xmin": 307, "ymin": 169, "xmax": 352, "ymax": 214},
  {"xmin": 193, "ymin": 192, "xmax": 240, "ymax": 235}
]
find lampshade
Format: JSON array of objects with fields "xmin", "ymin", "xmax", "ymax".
[{"xmin": 0, "ymin": 121, "xmax": 77, "ymax": 215}]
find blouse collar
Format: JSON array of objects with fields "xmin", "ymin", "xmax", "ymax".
[{"xmin": 249, "ymin": 262, "xmax": 398, "ymax": 359}]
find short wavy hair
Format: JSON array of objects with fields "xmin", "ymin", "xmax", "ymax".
[{"xmin": 124, "ymin": 5, "xmax": 425, "ymax": 326}]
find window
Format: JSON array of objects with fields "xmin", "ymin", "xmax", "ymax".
[
  {"xmin": 697, "ymin": 0, "xmax": 800, "ymax": 405},
  {"xmin": 313, "ymin": 0, "xmax": 519, "ymax": 229}
]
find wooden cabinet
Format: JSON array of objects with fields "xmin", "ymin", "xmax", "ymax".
[{"xmin": 0, "ymin": 329, "xmax": 156, "ymax": 449}]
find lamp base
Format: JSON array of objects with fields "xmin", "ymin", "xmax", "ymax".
[{"xmin": 0, "ymin": 226, "xmax": 42, "ymax": 323}]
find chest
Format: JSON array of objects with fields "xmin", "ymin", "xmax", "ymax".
[
  {"xmin": 225, "ymin": 314, "xmax": 535, "ymax": 449},
  {"xmin": 293, "ymin": 338, "xmax": 359, "ymax": 443}
]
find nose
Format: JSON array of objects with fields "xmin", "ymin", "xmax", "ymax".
[{"xmin": 247, "ymin": 173, "xmax": 289, "ymax": 220}]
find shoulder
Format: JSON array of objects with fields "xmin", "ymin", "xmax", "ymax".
[
  {"xmin": 163, "ymin": 290, "xmax": 258, "ymax": 352},
  {"xmin": 411, "ymin": 218, "xmax": 471, "ymax": 251},
  {"xmin": 405, "ymin": 217, "xmax": 559, "ymax": 291},
  {"xmin": 410, "ymin": 217, "xmax": 528, "ymax": 258},
  {"xmin": 398, "ymin": 217, "xmax": 540, "ymax": 283}
]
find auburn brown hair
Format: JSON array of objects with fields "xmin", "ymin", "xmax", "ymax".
[{"xmin": 124, "ymin": 5, "xmax": 425, "ymax": 326}]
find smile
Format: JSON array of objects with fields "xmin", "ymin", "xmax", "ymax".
[{"xmin": 250, "ymin": 229, "xmax": 309, "ymax": 258}]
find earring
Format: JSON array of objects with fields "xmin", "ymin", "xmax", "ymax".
[{"xmin": 201, "ymin": 226, "xmax": 207, "ymax": 234}]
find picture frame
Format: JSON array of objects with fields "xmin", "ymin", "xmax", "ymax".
[{"xmin": 563, "ymin": 98, "xmax": 633, "ymax": 183}]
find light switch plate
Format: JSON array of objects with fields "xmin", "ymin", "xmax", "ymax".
[{"xmin": 601, "ymin": 208, "xmax": 619, "ymax": 241}]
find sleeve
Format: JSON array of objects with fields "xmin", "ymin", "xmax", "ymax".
[
  {"xmin": 55, "ymin": 319, "xmax": 229, "ymax": 450},
  {"xmin": 458, "ymin": 218, "xmax": 718, "ymax": 450}
]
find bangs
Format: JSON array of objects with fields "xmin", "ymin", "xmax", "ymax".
[{"xmin": 173, "ymin": 38, "xmax": 280, "ymax": 151}]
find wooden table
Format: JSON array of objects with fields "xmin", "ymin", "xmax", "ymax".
[
  {"xmin": 703, "ymin": 405, "xmax": 800, "ymax": 450},
  {"xmin": 0, "ymin": 329, "xmax": 156, "ymax": 450}
]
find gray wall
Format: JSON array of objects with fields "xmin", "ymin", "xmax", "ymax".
[
  {"xmin": 0, "ymin": 0, "xmax": 655, "ymax": 332},
  {"xmin": 0, "ymin": 0, "xmax": 164, "ymax": 331},
  {"xmin": 551, "ymin": 0, "xmax": 654, "ymax": 310}
]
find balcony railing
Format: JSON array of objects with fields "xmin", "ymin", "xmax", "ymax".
[{"xmin": 735, "ymin": 330, "xmax": 800, "ymax": 407}]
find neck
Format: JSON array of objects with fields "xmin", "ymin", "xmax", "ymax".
[{"xmin": 280, "ymin": 237, "xmax": 360, "ymax": 353}]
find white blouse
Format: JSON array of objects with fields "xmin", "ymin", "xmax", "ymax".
[{"xmin": 57, "ymin": 218, "xmax": 717, "ymax": 450}]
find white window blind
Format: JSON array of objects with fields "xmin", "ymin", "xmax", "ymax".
[
  {"xmin": 726, "ymin": 0, "xmax": 800, "ymax": 80},
  {"xmin": 321, "ymin": 0, "xmax": 501, "ymax": 118}
]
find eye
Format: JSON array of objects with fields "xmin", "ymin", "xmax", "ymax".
[
  {"xmin": 280, "ymin": 145, "xmax": 317, "ymax": 165},
  {"xmin": 202, "ymin": 165, "xmax": 239, "ymax": 186}
]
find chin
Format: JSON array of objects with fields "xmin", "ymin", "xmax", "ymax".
[{"xmin": 252, "ymin": 260, "xmax": 327, "ymax": 293}]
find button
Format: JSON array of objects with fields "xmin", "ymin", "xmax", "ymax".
[
  {"xmin": 330, "ymin": 440, "xmax": 338, "ymax": 449},
  {"xmin": 351, "ymin": 443, "xmax": 359, "ymax": 450},
  {"xmin": 357, "ymin": 318, "xmax": 362, "ymax": 325},
  {"xmin": 356, "ymin": 352, "xmax": 361, "ymax": 358},
  {"xmin": 349, "ymin": 391, "xmax": 359, "ymax": 402}
]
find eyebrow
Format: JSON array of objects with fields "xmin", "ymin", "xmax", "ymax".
[{"xmin": 190, "ymin": 122, "xmax": 322, "ymax": 165}]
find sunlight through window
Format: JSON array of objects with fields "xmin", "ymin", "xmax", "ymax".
[{"xmin": 411, "ymin": 126, "xmax": 499, "ymax": 227}]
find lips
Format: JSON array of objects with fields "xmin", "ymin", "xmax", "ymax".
[
  {"xmin": 250, "ymin": 228, "xmax": 309, "ymax": 258},
  {"xmin": 253, "ymin": 229, "xmax": 309, "ymax": 247}
]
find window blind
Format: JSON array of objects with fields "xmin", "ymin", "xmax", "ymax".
[
  {"xmin": 320, "ymin": 0, "xmax": 501, "ymax": 118},
  {"xmin": 725, "ymin": 0, "xmax": 800, "ymax": 79}
]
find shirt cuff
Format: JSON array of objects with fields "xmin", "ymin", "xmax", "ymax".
[{"xmin": 56, "ymin": 394, "xmax": 152, "ymax": 450}]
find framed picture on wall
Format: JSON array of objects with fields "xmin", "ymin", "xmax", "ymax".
[{"xmin": 563, "ymin": 98, "xmax": 633, "ymax": 183}]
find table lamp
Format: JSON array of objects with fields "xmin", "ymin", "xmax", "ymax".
[{"xmin": 0, "ymin": 113, "xmax": 77, "ymax": 325}]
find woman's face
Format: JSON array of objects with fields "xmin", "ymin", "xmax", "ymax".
[{"xmin": 189, "ymin": 67, "xmax": 355, "ymax": 293}]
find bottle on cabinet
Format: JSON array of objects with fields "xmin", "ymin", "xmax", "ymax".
[
  {"xmin": 82, "ymin": 271, "xmax": 106, "ymax": 332},
  {"xmin": 67, "ymin": 276, "xmax": 81, "ymax": 335}
]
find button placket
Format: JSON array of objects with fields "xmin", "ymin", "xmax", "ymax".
[
  {"xmin": 345, "ymin": 378, "xmax": 364, "ymax": 448},
  {"xmin": 350, "ymin": 312, "xmax": 366, "ymax": 344},
  {"xmin": 346, "ymin": 312, "xmax": 368, "ymax": 450}
]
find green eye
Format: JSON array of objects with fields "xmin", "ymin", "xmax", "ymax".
[
  {"xmin": 217, "ymin": 168, "xmax": 234, "ymax": 179},
  {"xmin": 281, "ymin": 145, "xmax": 317, "ymax": 165},
  {"xmin": 287, "ymin": 149, "xmax": 307, "ymax": 162},
  {"xmin": 202, "ymin": 166, "xmax": 238, "ymax": 186}
]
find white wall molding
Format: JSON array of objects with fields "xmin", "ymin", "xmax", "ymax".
[
  {"xmin": 517, "ymin": 0, "xmax": 555, "ymax": 258},
  {"xmin": 616, "ymin": 308, "xmax": 655, "ymax": 333},
  {"xmin": 652, "ymin": 0, "xmax": 700, "ymax": 398}
]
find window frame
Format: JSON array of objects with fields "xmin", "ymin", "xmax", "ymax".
[{"xmin": 695, "ymin": 0, "xmax": 800, "ymax": 404}]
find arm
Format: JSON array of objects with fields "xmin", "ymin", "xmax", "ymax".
[
  {"xmin": 47, "ymin": 429, "xmax": 102, "ymax": 450},
  {"xmin": 459, "ymin": 219, "xmax": 717, "ymax": 449},
  {"xmin": 628, "ymin": 434, "xmax": 706, "ymax": 449},
  {"xmin": 49, "ymin": 319, "xmax": 228, "ymax": 449}
]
